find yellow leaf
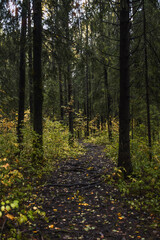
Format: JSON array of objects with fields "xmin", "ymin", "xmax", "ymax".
[
  {"xmin": 87, "ymin": 167, "xmax": 93, "ymax": 170},
  {"xmin": 49, "ymin": 224, "xmax": 54, "ymax": 229},
  {"xmin": 1, "ymin": 163, "xmax": 9, "ymax": 169},
  {"xmin": 53, "ymin": 209, "xmax": 57, "ymax": 212},
  {"xmin": 79, "ymin": 203, "xmax": 89, "ymax": 206},
  {"xmin": 6, "ymin": 214, "xmax": 15, "ymax": 220},
  {"xmin": 55, "ymin": 227, "xmax": 60, "ymax": 230}
]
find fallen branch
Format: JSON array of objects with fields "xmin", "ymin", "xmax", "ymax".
[
  {"xmin": 0, "ymin": 217, "xmax": 7, "ymax": 240},
  {"xmin": 46, "ymin": 181, "xmax": 102, "ymax": 188}
]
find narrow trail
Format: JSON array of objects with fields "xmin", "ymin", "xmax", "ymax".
[{"xmin": 32, "ymin": 143, "xmax": 160, "ymax": 240}]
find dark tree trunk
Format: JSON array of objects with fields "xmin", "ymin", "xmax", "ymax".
[
  {"xmin": 64, "ymin": 0, "xmax": 74, "ymax": 143},
  {"xmin": 99, "ymin": 0, "xmax": 112, "ymax": 140},
  {"xmin": 118, "ymin": 0, "xmax": 133, "ymax": 175},
  {"xmin": 17, "ymin": 0, "xmax": 27, "ymax": 145},
  {"xmin": 85, "ymin": 19, "xmax": 89, "ymax": 137},
  {"xmin": 64, "ymin": 71, "xmax": 68, "ymax": 107},
  {"xmin": 28, "ymin": 0, "xmax": 33, "ymax": 123},
  {"xmin": 33, "ymin": 0, "xmax": 43, "ymax": 160},
  {"xmin": 67, "ymin": 63, "xmax": 74, "ymax": 143},
  {"xmin": 104, "ymin": 66, "xmax": 112, "ymax": 140},
  {"xmin": 58, "ymin": 64, "xmax": 64, "ymax": 121},
  {"xmin": 143, "ymin": 0, "xmax": 152, "ymax": 160}
]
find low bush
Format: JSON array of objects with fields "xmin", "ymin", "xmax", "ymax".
[
  {"xmin": 0, "ymin": 115, "xmax": 84, "ymax": 239},
  {"xmin": 86, "ymin": 120, "xmax": 160, "ymax": 216}
]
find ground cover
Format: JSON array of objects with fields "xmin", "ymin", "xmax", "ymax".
[{"xmin": 15, "ymin": 142, "xmax": 160, "ymax": 240}]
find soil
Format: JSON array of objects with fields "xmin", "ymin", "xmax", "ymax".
[{"xmin": 25, "ymin": 143, "xmax": 160, "ymax": 239}]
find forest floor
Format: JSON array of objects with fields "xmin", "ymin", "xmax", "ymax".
[{"xmin": 26, "ymin": 142, "xmax": 160, "ymax": 240}]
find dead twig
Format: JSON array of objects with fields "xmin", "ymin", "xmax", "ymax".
[
  {"xmin": 0, "ymin": 217, "xmax": 7, "ymax": 240},
  {"xmin": 46, "ymin": 181, "xmax": 102, "ymax": 188}
]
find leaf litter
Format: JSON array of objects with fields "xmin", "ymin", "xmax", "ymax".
[{"xmin": 26, "ymin": 142, "xmax": 160, "ymax": 239}]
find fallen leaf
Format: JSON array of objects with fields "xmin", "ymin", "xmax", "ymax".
[
  {"xmin": 49, "ymin": 224, "xmax": 54, "ymax": 229},
  {"xmin": 6, "ymin": 214, "xmax": 15, "ymax": 220}
]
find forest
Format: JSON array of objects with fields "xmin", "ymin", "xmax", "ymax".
[{"xmin": 0, "ymin": 0, "xmax": 160, "ymax": 239}]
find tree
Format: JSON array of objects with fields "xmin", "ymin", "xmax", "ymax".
[
  {"xmin": 85, "ymin": 6, "xmax": 89, "ymax": 136},
  {"xmin": 62, "ymin": 0, "xmax": 74, "ymax": 143},
  {"xmin": 118, "ymin": 0, "xmax": 133, "ymax": 175},
  {"xmin": 143, "ymin": 0, "xmax": 151, "ymax": 159},
  {"xmin": 33, "ymin": 0, "xmax": 43, "ymax": 161},
  {"xmin": 28, "ymin": 0, "xmax": 33, "ymax": 123},
  {"xmin": 17, "ymin": 0, "xmax": 27, "ymax": 145}
]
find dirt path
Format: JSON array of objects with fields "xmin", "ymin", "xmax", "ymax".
[{"xmin": 30, "ymin": 143, "xmax": 160, "ymax": 240}]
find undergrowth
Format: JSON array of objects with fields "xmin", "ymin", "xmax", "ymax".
[
  {"xmin": 0, "ymin": 113, "xmax": 84, "ymax": 239},
  {"xmin": 85, "ymin": 120, "xmax": 160, "ymax": 220}
]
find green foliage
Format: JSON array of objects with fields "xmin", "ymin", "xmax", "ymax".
[
  {"xmin": 87, "ymin": 121, "xmax": 160, "ymax": 216},
  {"xmin": 85, "ymin": 119, "xmax": 119, "ymax": 162},
  {"xmin": 119, "ymin": 130, "xmax": 160, "ymax": 215},
  {"xmin": 74, "ymin": 110, "xmax": 87, "ymax": 138},
  {"xmin": 0, "ymin": 114, "xmax": 84, "ymax": 239},
  {"xmin": 43, "ymin": 118, "xmax": 84, "ymax": 170},
  {"xmin": 124, "ymin": 134, "xmax": 160, "ymax": 214}
]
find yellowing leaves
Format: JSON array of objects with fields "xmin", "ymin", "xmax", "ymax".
[
  {"xmin": 0, "ymin": 163, "xmax": 10, "ymax": 169},
  {"xmin": 1, "ymin": 169, "xmax": 23, "ymax": 187},
  {"xmin": 48, "ymin": 224, "xmax": 54, "ymax": 229},
  {"xmin": 84, "ymin": 224, "xmax": 96, "ymax": 231},
  {"xmin": 67, "ymin": 197, "xmax": 75, "ymax": 200},
  {"xmin": 117, "ymin": 213, "xmax": 124, "ymax": 220},
  {"xmin": 78, "ymin": 203, "xmax": 89, "ymax": 206},
  {"xmin": 87, "ymin": 167, "xmax": 93, "ymax": 170},
  {"xmin": 6, "ymin": 213, "xmax": 15, "ymax": 220}
]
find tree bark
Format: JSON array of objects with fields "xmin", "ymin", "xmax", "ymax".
[
  {"xmin": 28, "ymin": 0, "xmax": 33, "ymax": 123},
  {"xmin": 58, "ymin": 64, "xmax": 64, "ymax": 121},
  {"xmin": 99, "ymin": 0, "xmax": 112, "ymax": 140},
  {"xmin": 85, "ymin": 18, "xmax": 89, "ymax": 137},
  {"xmin": 33, "ymin": 0, "xmax": 43, "ymax": 160},
  {"xmin": 17, "ymin": 0, "xmax": 27, "ymax": 145},
  {"xmin": 118, "ymin": 0, "xmax": 133, "ymax": 175},
  {"xmin": 143, "ymin": 0, "xmax": 152, "ymax": 160},
  {"xmin": 64, "ymin": 0, "xmax": 74, "ymax": 143},
  {"xmin": 104, "ymin": 66, "xmax": 112, "ymax": 140}
]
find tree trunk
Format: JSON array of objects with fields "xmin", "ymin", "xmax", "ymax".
[
  {"xmin": 17, "ymin": 0, "xmax": 27, "ymax": 145},
  {"xmin": 68, "ymin": 63, "xmax": 74, "ymax": 143},
  {"xmin": 143, "ymin": 0, "xmax": 152, "ymax": 160},
  {"xmin": 85, "ymin": 18, "xmax": 89, "ymax": 137},
  {"xmin": 118, "ymin": 0, "xmax": 133, "ymax": 175},
  {"xmin": 104, "ymin": 66, "xmax": 112, "ymax": 140},
  {"xmin": 99, "ymin": 0, "xmax": 112, "ymax": 140},
  {"xmin": 58, "ymin": 64, "xmax": 64, "ymax": 121},
  {"xmin": 33, "ymin": 0, "xmax": 43, "ymax": 161},
  {"xmin": 28, "ymin": 0, "xmax": 33, "ymax": 123},
  {"xmin": 64, "ymin": 0, "xmax": 74, "ymax": 144}
]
